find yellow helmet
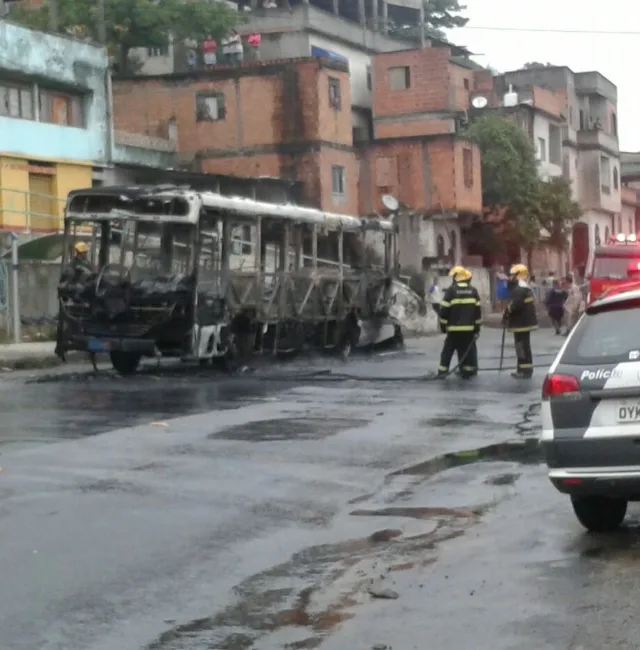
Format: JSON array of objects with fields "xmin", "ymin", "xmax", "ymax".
[
  {"xmin": 449, "ymin": 265, "xmax": 472, "ymax": 282},
  {"xmin": 509, "ymin": 263, "xmax": 528, "ymax": 280},
  {"xmin": 74, "ymin": 241, "xmax": 89, "ymax": 254}
]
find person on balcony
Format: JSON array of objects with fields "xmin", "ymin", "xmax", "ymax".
[{"xmin": 203, "ymin": 35, "xmax": 217, "ymax": 68}]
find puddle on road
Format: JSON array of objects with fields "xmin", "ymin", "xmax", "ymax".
[
  {"xmin": 211, "ymin": 417, "xmax": 368, "ymax": 442},
  {"xmin": 0, "ymin": 379, "xmax": 275, "ymax": 446},
  {"xmin": 351, "ymin": 506, "xmax": 481, "ymax": 519},
  {"xmin": 145, "ymin": 519, "xmax": 470, "ymax": 650},
  {"xmin": 390, "ymin": 438, "xmax": 542, "ymax": 479}
]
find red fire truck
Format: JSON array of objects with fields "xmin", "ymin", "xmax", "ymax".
[{"xmin": 587, "ymin": 233, "xmax": 640, "ymax": 304}]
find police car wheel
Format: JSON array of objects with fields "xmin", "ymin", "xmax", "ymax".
[{"xmin": 571, "ymin": 496, "xmax": 627, "ymax": 532}]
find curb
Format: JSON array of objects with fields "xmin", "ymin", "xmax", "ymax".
[{"xmin": 0, "ymin": 351, "xmax": 104, "ymax": 372}]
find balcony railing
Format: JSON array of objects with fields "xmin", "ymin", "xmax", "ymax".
[
  {"xmin": 577, "ymin": 128, "xmax": 619, "ymax": 154},
  {"xmin": 0, "ymin": 188, "xmax": 67, "ymax": 234}
]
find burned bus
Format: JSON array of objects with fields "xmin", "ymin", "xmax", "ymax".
[{"xmin": 55, "ymin": 185, "xmax": 398, "ymax": 375}]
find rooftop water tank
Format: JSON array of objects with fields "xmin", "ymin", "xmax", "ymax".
[{"xmin": 503, "ymin": 84, "xmax": 518, "ymax": 107}]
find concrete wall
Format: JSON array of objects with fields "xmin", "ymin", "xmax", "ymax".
[
  {"xmin": 0, "ymin": 21, "xmax": 110, "ymax": 164},
  {"xmin": 1, "ymin": 261, "xmax": 59, "ymax": 331},
  {"xmin": 308, "ymin": 33, "xmax": 372, "ymax": 108}
]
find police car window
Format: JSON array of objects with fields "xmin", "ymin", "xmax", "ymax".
[
  {"xmin": 594, "ymin": 257, "xmax": 634, "ymax": 278},
  {"xmin": 562, "ymin": 306, "xmax": 640, "ymax": 364}
]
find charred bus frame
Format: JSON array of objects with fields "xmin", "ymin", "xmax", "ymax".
[{"xmin": 55, "ymin": 186, "xmax": 398, "ymax": 374}]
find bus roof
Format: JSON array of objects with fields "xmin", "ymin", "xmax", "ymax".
[{"xmin": 65, "ymin": 186, "xmax": 395, "ymax": 233}]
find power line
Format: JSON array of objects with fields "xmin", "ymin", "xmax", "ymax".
[{"xmin": 459, "ymin": 25, "xmax": 640, "ymax": 35}]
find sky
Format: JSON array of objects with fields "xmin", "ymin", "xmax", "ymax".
[{"xmin": 444, "ymin": 0, "xmax": 638, "ymax": 151}]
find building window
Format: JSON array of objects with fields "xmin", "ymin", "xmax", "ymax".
[
  {"xmin": 331, "ymin": 165, "xmax": 345, "ymax": 196},
  {"xmin": 196, "ymin": 92, "xmax": 226, "ymax": 121},
  {"xmin": 366, "ymin": 66, "xmax": 372, "ymax": 91},
  {"xmin": 549, "ymin": 124, "xmax": 561, "ymax": 165},
  {"xmin": 600, "ymin": 155, "xmax": 611, "ymax": 194},
  {"xmin": 463, "ymin": 78, "xmax": 469, "ymax": 90},
  {"xmin": 462, "ymin": 148, "xmax": 473, "ymax": 188},
  {"xmin": 579, "ymin": 109, "xmax": 585, "ymax": 130},
  {"xmin": 389, "ymin": 66, "xmax": 410, "ymax": 91},
  {"xmin": 328, "ymin": 77, "xmax": 341, "ymax": 110},
  {"xmin": 147, "ymin": 46, "xmax": 169, "ymax": 57},
  {"xmin": 613, "ymin": 167, "xmax": 619, "ymax": 190},
  {"xmin": 538, "ymin": 137, "xmax": 546, "ymax": 162},
  {"xmin": 39, "ymin": 88, "xmax": 85, "ymax": 127},
  {"xmin": 612, "ymin": 112, "xmax": 618, "ymax": 136},
  {"xmin": 0, "ymin": 82, "xmax": 34, "ymax": 120}
]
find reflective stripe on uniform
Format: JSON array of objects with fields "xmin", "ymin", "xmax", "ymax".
[
  {"xmin": 475, "ymin": 319, "xmax": 482, "ymax": 325},
  {"xmin": 519, "ymin": 363, "xmax": 533, "ymax": 368},
  {"xmin": 462, "ymin": 365, "xmax": 476, "ymax": 371},
  {"xmin": 450, "ymin": 298, "xmax": 478, "ymax": 305},
  {"xmin": 447, "ymin": 325, "xmax": 474, "ymax": 331},
  {"xmin": 440, "ymin": 301, "xmax": 451, "ymax": 307},
  {"xmin": 524, "ymin": 297, "xmax": 534, "ymax": 303},
  {"xmin": 440, "ymin": 318, "xmax": 448, "ymax": 324},
  {"xmin": 438, "ymin": 365, "xmax": 448, "ymax": 371},
  {"xmin": 508, "ymin": 326, "xmax": 538, "ymax": 332}
]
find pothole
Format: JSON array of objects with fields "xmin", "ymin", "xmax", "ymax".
[{"xmin": 210, "ymin": 417, "xmax": 368, "ymax": 442}]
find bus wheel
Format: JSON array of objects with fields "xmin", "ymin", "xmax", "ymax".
[{"xmin": 110, "ymin": 351, "xmax": 141, "ymax": 376}]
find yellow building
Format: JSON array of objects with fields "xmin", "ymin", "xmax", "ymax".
[{"xmin": 0, "ymin": 154, "xmax": 93, "ymax": 233}]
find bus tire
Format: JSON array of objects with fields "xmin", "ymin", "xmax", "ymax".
[{"xmin": 110, "ymin": 351, "xmax": 141, "ymax": 376}]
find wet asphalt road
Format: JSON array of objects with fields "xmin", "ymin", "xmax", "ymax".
[{"xmin": 0, "ymin": 330, "xmax": 637, "ymax": 650}]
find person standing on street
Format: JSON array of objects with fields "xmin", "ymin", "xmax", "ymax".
[
  {"xmin": 427, "ymin": 276, "xmax": 442, "ymax": 321},
  {"xmin": 502, "ymin": 263, "xmax": 537, "ymax": 379},
  {"xmin": 437, "ymin": 266, "xmax": 482, "ymax": 379},
  {"xmin": 563, "ymin": 274, "xmax": 583, "ymax": 336},
  {"xmin": 544, "ymin": 278, "xmax": 567, "ymax": 335}
]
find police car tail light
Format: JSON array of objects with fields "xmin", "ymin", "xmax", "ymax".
[{"xmin": 542, "ymin": 373, "xmax": 580, "ymax": 398}]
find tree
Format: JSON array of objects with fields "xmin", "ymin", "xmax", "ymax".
[
  {"xmin": 11, "ymin": 0, "xmax": 241, "ymax": 75},
  {"xmin": 461, "ymin": 113, "xmax": 581, "ymax": 265},
  {"xmin": 537, "ymin": 177, "xmax": 582, "ymax": 251},
  {"xmin": 388, "ymin": 0, "xmax": 468, "ymax": 41},
  {"xmin": 523, "ymin": 62, "xmax": 556, "ymax": 69}
]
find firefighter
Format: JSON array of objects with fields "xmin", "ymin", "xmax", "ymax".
[
  {"xmin": 503, "ymin": 263, "xmax": 538, "ymax": 379},
  {"xmin": 60, "ymin": 241, "xmax": 93, "ymax": 285},
  {"xmin": 437, "ymin": 266, "xmax": 482, "ymax": 379}
]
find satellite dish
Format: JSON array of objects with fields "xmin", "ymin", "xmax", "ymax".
[
  {"xmin": 381, "ymin": 194, "xmax": 399, "ymax": 211},
  {"xmin": 471, "ymin": 96, "xmax": 488, "ymax": 109}
]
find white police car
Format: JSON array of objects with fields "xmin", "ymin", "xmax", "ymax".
[{"xmin": 541, "ymin": 284, "xmax": 640, "ymax": 531}]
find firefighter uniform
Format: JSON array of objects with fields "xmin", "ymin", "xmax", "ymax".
[
  {"xmin": 503, "ymin": 263, "xmax": 538, "ymax": 379},
  {"xmin": 437, "ymin": 266, "xmax": 482, "ymax": 379}
]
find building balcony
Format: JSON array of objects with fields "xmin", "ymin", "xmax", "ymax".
[
  {"xmin": 577, "ymin": 128, "xmax": 619, "ymax": 155},
  {"xmin": 238, "ymin": 3, "xmax": 411, "ymax": 53},
  {"xmin": 112, "ymin": 131, "xmax": 177, "ymax": 169},
  {"xmin": 0, "ymin": 117, "xmax": 108, "ymax": 163},
  {"xmin": 0, "ymin": 186, "xmax": 66, "ymax": 234},
  {"xmin": 575, "ymin": 71, "xmax": 617, "ymax": 103}
]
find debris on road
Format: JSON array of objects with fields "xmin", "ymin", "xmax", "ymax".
[{"xmin": 368, "ymin": 582, "xmax": 400, "ymax": 600}]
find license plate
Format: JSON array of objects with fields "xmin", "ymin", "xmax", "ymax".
[
  {"xmin": 87, "ymin": 338, "xmax": 111, "ymax": 352},
  {"xmin": 617, "ymin": 402, "xmax": 640, "ymax": 423}
]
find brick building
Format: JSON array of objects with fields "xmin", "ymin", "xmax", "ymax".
[
  {"xmin": 112, "ymin": 46, "xmax": 483, "ymax": 272},
  {"xmin": 360, "ymin": 46, "xmax": 482, "ymax": 271},
  {"xmin": 112, "ymin": 57, "xmax": 358, "ymax": 215}
]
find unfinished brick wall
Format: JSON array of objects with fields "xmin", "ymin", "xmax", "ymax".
[
  {"xmin": 372, "ymin": 47, "xmax": 452, "ymax": 120},
  {"xmin": 359, "ymin": 135, "xmax": 481, "ymax": 216},
  {"xmin": 112, "ymin": 58, "xmax": 355, "ymax": 213}
]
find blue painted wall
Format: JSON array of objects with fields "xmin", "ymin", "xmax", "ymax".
[{"xmin": 0, "ymin": 21, "xmax": 110, "ymax": 163}]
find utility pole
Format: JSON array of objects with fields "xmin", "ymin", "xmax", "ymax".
[
  {"xmin": 419, "ymin": 0, "xmax": 426, "ymax": 48},
  {"xmin": 98, "ymin": 0, "xmax": 106, "ymax": 44}
]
